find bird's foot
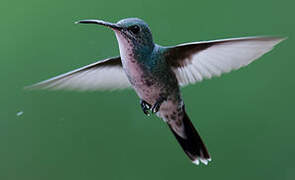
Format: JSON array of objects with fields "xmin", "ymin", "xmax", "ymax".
[
  {"xmin": 140, "ymin": 100, "xmax": 151, "ymax": 116},
  {"xmin": 140, "ymin": 96, "xmax": 167, "ymax": 115},
  {"xmin": 151, "ymin": 96, "xmax": 167, "ymax": 113}
]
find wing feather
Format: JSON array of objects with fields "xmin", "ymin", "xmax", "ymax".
[
  {"xmin": 26, "ymin": 56, "xmax": 131, "ymax": 91},
  {"xmin": 166, "ymin": 36, "xmax": 286, "ymax": 86}
]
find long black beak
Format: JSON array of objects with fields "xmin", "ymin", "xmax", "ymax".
[{"xmin": 75, "ymin": 19, "xmax": 122, "ymax": 31}]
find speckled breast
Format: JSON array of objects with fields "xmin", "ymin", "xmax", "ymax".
[
  {"xmin": 122, "ymin": 55, "xmax": 162, "ymax": 104},
  {"xmin": 115, "ymin": 32, "xmax": 162, "ymax": 104}
]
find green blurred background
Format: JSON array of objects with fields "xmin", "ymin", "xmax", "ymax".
[{"xmin": 1, "ymin": 0, "xmax": 294, "ymax": 179}]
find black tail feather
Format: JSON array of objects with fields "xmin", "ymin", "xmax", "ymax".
[{"xmin": 168, "ymin": 107, "xmax": 210, "ymax": 165}]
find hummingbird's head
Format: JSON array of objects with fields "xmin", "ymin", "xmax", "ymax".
[
  {"xmin": 115, "ymin": 18, "xmax": 154, "ymax": 48},
  {"xmin": 76, "ymin": 18, "xmax": 155, "ymax": 56}
]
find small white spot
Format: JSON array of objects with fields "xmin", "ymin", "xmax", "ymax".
[
  {"xmin": 193, "ymin": 159, "xmax": 200, "ymax": 165},
  {"xmin": 200, "ymin": 159, "xmax": 208, "ymax": 165},
  {"xmin": 16, "ymin": 111, "xmax": 23, "ymax": 116}
]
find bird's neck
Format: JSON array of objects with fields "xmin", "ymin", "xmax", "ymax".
[{"xmin": 115, "ymin": 33, "xmax": 155, "ymax": 63}]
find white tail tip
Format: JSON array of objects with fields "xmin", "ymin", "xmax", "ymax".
[{"xmin": 193, "ymin": 158, "xmax": 211, "ymax": 165}]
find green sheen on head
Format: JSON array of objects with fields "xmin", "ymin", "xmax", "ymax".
[{"xmin": 116, "ymin": 18, "xmax": 154, "ymax": 49}]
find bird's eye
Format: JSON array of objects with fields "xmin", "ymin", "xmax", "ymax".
[{"xmin": 128, "ymin": 25, "xmax": 140, "ymax": 34}]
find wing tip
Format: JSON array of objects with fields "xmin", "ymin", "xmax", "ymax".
[
  {"xmin": 24, "ymin": 79, "xmax": 71, "ymax": 91},
  {"xmin": 23, "ymin": 83, "xmax": 43, "ymax": 91},
  {"xmin": 273, "ymin": 36, "xmax": 287, "ymax": 45},
  {"xmin": 24, "ymin": 80, "xmax": 56, "ymax": 91},
  {"xmin": 262, "ymin": 36, "xmax": 287, "ymax": 44}
]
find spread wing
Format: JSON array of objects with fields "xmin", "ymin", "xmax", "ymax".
[
  {"xmin": 165, "ymin": 36, "xmax": 285, "ymax": 86},
  {"xmin": 27, "ymin": 56, "xmax": 131, "ymax": 91}
]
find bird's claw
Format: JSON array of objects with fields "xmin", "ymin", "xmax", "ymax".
[
  {"xmin": 151, "ymin": 102, "xmax": 161, "ymax": 113},
  {"xmin": 151, "ymin": 96, "xmax": 167, "ymax": 113},
  {"xmin": 140, "ymin": 96, "xmax": 167, "ymax": 115},
  {"xmin": 140, "ymin": 100, "xmax": 151, "ymax": 116}
]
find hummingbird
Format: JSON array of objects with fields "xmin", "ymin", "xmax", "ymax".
[{"xmin": 29, "ymin": 18, "xmax": 285, "ymax": 165}]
